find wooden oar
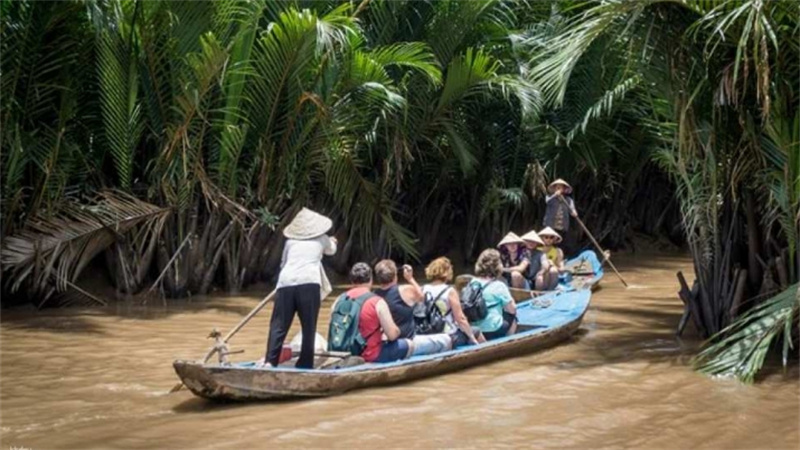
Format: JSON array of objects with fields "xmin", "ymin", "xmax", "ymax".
[
  {"xmin": 557, "ymin": 195, "xmax": 628, "ymax": 288},
  {"xmin": 202, "ymin": 288, "xmax": 278, "ymax": 363},
  {"xmin": 170, "ymin": 288, "xmax": 278, "ymax": 393}
]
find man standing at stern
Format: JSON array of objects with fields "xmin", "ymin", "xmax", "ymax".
[{"xmin": 543, "ymin": 178, "xmax": 578, "ymax": 255}]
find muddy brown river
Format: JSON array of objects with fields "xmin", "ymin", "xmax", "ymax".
[{"xmin": 1, "ymin": 253, "xmax": 798, "ymax": 449}]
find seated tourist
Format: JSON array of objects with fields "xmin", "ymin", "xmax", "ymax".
[
  {"xmin": 374, "ymin": 260, "xmax": 452, "ymax": 356},
  {"xmin": 497, "ymin": 232, "xmax": 531, "ymax": 289},
  {"xmin": 521, "ymin": 230, "xmax": 552, "ymax": 291},
  {"xmin": 421, "ymin": 257, "xmax": 485, "ymax": 348},
  {"xmin": 330, "ymin": 263, "xmax": 412, "ymax": 363},
  {"xmin": 468, "ymin": 249, "xmax": 517, "ymax": 340},
  {"xmin": 538, "ymin": 226, "xmax": 564, "ymax": 290}
]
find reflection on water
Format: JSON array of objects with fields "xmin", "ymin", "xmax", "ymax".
[{"xmin": 2, "ymin": 253, "xmax": 798, "ymax": 449}]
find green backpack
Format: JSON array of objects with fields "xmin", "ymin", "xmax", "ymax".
[{"xmin": 327, "ymin": 291, "xmax": 375, "ymax": 355}]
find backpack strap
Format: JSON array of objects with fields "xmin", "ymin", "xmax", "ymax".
[
  {"xmin": 469, "ymin": 279, "xmax": 501, "ymax": 305},
  {"xmin": 470, "ymin": 279, "xmax": 488, "ymax": 294},
  {"xmin": 481, "ymin": 279, "xmax": 504, "ymax": 306},
  {"xmin": 431, "ymin": 285, "xmax": 450, "ymax": 302},
  {"xmin": 333, "ymin": 292, "xmax": 349, "ymax": 305},
  {"xmin": 351, "ymin": 291, "xmax": 374, "ymax": 304},
  {"xmin": 478, "ymin": 279, "xmax": 501, "ymax": 288},
  {"xmin": 428, "ymin": 285, "xmax": 450, "ymax": 313},
  {"xmin": 353, "ymin": 292, "xmax": 381, "ymax": 344}
]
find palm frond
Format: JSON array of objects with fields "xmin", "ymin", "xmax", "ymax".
[
  {"xmin": 369, "ymin": 42, "xmax": 442, "ymax": 85},
  {"xmin": 563, "ymin": 75, "xmax": 642, "ymax": 142},
  {"xmin": 692, "ymin": 0, "xmax": 779, "ymax": 115},
  {"xmin": 323, "ymin": 137, "xmax": 419, "ymax": 259},
  {"xmin": 98, "ymin": 22, "xmax": 142, "ymax": 190},
  {"xmin": 529, "ymin": 0, "xmax": 649, "ymax": 107},
  {"xmin": 1, "ymin": 191, "xmax": 170, "ymax": 305},
  {"xmin": 693, "ymin": 284, "xmax": 799, "ymax": 383},
  {"xmin": 436, "ymin": 47, "xmax": 500, "ymax": 113}
]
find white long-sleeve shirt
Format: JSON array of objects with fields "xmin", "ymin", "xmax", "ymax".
[{"xmin": 276, "ymin": 235, "xmax": 337, "ymax": 289}]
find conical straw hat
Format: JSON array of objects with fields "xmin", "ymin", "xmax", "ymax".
[
  {"xmin": 283, "ymin": 207, "xmax": 333, "ymax": 240},
  {"xmin": 496, "ymin": 232, "xmax": 524, "ymax": 248},
  {"xmin": 520, "ymin": 229, "xmax": 545, "ymax": 246},
  {"xmin": 538, "ymin": 226, "xmax": 562, "ymax": 244},
  {"xmin": 548, "ymin": 178, "xmax": 573, "ymax": 195}
]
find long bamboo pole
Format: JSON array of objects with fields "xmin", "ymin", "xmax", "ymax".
[
  {"xmin": 557, "ymin": 195, "xmax": 629, "ymax": 288},
  {"xmin": 170, "ymin": 288, "xmax": 278, "ymax": 393},
  {"xmin": 202, "ymin": 288, "xmax": 278, "ymax": 362}
]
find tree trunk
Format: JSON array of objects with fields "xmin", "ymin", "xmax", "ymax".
[
  {"xmin": 744, "ymin": 191, "xmax": 762, "ymax": 288},
  {"xmin": 729, "ymin": 268, "xmax": 748, "ymax": 320}
]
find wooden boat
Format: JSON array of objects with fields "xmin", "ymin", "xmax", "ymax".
[
  {"xmin": 510, "ymin": 249, "xmax": 604, "ymax": 300},
  {"xmin": 172, "ymin": 250, "xmax": 604, "ymax": 401}
]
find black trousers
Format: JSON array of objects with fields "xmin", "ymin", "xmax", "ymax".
[
  {"xmin": 559, "ymin": 226, "xmax": 580, "ymax": 258},
  {"xmin": 265, "ymin": 283, "xmax": 321, "ymax": 369}
]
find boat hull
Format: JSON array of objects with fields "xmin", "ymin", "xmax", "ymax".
[
  {"xmin": 174, "ymin": 318, "xmax": 581, "ymax": 401},
  {"xmin": 173, "ymin": 251, "xmax": 602, "ymax": 402}
]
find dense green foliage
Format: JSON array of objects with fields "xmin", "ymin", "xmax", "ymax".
[
  {"xmin": 527, "ymin": 0, "xmax": 799, "ymax": 380},
  {"xmin": 1, "ymin": 1, "xmax": 798, "ymax": 380},
  {"xmin": 0, "ymin": 0, "xmax": 678, "ymax": 302}
]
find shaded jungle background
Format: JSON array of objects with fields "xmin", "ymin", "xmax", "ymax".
[{"xmin": 1, "ymin": 0, "xmax": 798, "ymax": 378}]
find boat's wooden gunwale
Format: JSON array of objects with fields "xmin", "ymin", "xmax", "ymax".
[{"xmin": 174, "ymin": 308, "xmax": 584, "ymax": 401}]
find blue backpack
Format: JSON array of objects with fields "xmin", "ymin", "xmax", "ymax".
[{"xmin": 327, "ymin": 292, "xmax": 376, "ymax": 355}]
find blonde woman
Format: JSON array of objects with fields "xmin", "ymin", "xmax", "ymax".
[{"xmin": 422, "ymin": 257, "xmax": 485, "ymax": 347}]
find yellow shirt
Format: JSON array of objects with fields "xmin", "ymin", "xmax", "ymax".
[{"xmin": 545, "ymin": 246, "xmax": 560, "ymax": 264}]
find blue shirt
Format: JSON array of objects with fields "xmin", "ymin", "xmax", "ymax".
[{"xmin": 469, "ymin": 279, "xmax": 514, "ymax": 333}]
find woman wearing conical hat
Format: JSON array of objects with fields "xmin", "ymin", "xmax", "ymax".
[
  {"xmin": 496, "ymin": 232, "xmax": 530, "ymax": 289},
  {"xmin": 543, "ymin": 178, "xmax": 578, "ymax": 255},
  {"xmin": 539, "ymin": 227, "xmax": 564, "ymax": 267},
  {"xmin": 264, "ymin": 207, "xmax": 337, "ymax": 369},
  {"xmin": 520, "ymin": 230, "xmax": 553, "ymax": 291},
  {"xmin": 538, "ymin": 227, "xmax": 564, "ymax": 290}
]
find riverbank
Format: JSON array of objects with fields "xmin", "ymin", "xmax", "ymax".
[{"xmin": 1, "ymin": 252, "xmax": 798, "ymax": 449}]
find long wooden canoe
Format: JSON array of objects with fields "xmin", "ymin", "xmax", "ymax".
[{"xmin": 173, "ymin": 250, "xmax": 604, "ymax": 401}]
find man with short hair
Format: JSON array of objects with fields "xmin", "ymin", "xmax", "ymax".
[
  {"xmin": 373, "ymin": 260, "xmax": 452, "ymax": 356},
  {"xmin": 330, "ymin": 262, "xmax": 412, "ymax": 362}
]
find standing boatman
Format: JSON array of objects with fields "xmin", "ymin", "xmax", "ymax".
[
  {"xmin": 543, "ymin": 178, "xmax": 578, "ymax": 256},
  {"xmin": 264, "ymin": 207, "xmax": 337, "ymax": 369}
]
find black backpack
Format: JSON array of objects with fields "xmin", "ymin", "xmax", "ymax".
[
  {"xmin": 413, "ymin": 287, "xmax": 448, "ymax": 335},
  {"xmin": 460, "ymin": 279, "xmax": 493, "ymax": 322}
]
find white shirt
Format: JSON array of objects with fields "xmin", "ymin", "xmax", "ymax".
[
  {"xmin": 421, "ymin": 283, "xmax": 456, "ymax": 333},
  {"xmin": 276, "ymin": 236, "xmax": 337, "ymax": 291},
  {"xmin": 422, "ymin": 284, "xmax": 452, "ymax": 301}
]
